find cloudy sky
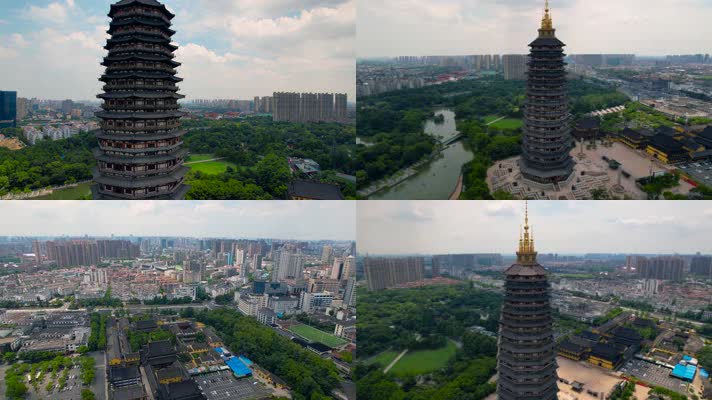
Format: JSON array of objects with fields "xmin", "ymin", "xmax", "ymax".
[
  {"xmin": 358, "ymin": 201, "xmax": 712, "ymax": 255},
  {"xmin": 358, "ymin": 0, "xmax": 712, "ymax": 58},
  {"xmin": 0, "ymin": 201, "xmax": 356, "ymax": 240},
  {"xmin": 0, "ymin": 0, "xmax": 355, "ymax": 101}
]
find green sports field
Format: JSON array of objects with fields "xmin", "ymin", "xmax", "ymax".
[
  {"xmin": 388, "ymin": 340, "xmax": 457, "ymax": 376},
  {"xmin": 288, "ymin": 324, "xmax": 348, "ymax": 348},
  {"xmin": 483, "ymin": 115, "xmax": 501, "ymax": 124},
  {"xmin": 489, "ymin": 118, "xmax": 523, "ymax": 130},
  {"xmin": 186, "ymin": 154, "xmax": 238, "ymax": 175}
]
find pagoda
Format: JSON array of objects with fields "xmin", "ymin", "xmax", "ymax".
[
  {"xmin": 497, "ymin": 203, "xmax": 559, "ymax": 400},
  {"xmin": 519, "ymin": 0, "xmax": 574, "ymax": 185},
  {"xmin": 92, "ymin": 0, "xmax": 189, "ymax": 200}
]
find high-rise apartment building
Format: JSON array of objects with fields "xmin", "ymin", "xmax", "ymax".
[
  {"xmin": 272, "ymin": 92, "xmax": 347, "ymax": 123},
  {"xmin": 637, "ymin": 256, "xmax": 684, "ymax": 281},
  {"xmin": 690, "ymin": 255, "xmax": 712, "ymax": 278},
  {"xmin": 46, "ymin": 240, "xmax": 100, "ymax": 268},
  {"xmin": 364, "ymin": 256, "xmax": 425, "ymax": 291},
  {"xmin": 0, "ymin": 91, "xmax": 17, "ymax": 128},
  {"xmin": 503, "ymin": 55, "xmax": 528, "ymax": 80}
]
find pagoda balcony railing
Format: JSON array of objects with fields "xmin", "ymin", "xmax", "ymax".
[
  {"xmin": 98, "ymin": 163, "xmax": 182, "ymax": 178},
  {"xmin": 526, "ymin": 89, "xmax": 566, "ymax": 97},
  {"xmin": 103, "ymin": 83, "xmax": 178, "ymax": 91},
  {"xmin": 526, "ymin": 98, "xmax": 570, "ymax": 106},
  {"xmin": 525, "ymin": 118, "xmax": 569, "ymax": 128},
  {"xmin": 524, "ymin": 137, "xmax": 569, "ymax": 147},
  {"xmin": 101, "ymin": 123, "xmax": 181, "ymax": 132},
  {"xmin": 106, "ymin": 65, "xmax": 176, "ymax": 74},
  {"xmin": 98, "ymin": 184, "xmax": 181, "ymax": 200},
  {"xmin": 109, "ymin": 47, "xmax": 175, "ymax": 58},
  {"xmin": 521, "ymin": 157, "xmax": 571, "ymax": 169},
  {"xmin": 525, "ymin": 124, "xmax": 570, "ymax": 134},
  {"xmin": 102, "ymin": 104, "xmax": 180, "ymax": 111},
  {"xmin": 524, "ymin": 109, "xmax": 569, "ymax": 117},
  {"xmin": 527, "ymin": 66, "xmax": 566, "ymax": 72},
  {"xmin": 113, "ymin": 28, "xmax": 170, "ymax": 40},
  {"xmin": 504, "ymin": 279, "xmax": 549, "ymax": 286},
  {"xmin": 113, "ymin": 8, "xmax": 172, "ymax": 23},
  {"xmin": 99, "ymin": 142, "xmax": 183, "ymax": 154},
  {"xmin": 505, "ymin": 288, "xmax": 551, "ymax": 296}
]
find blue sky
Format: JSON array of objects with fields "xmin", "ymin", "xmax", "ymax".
[
  {"xmin": 0, "ymin": 201, "xmax": 356, "ymax": 240},
  {"xmin": 358, "ymin": 0, "xmax": 712, "ymax": 57},
  {"xmin": 0, "ymin": 0, "xmax": 355, "ymax": 100},
  {"xmin": 358, "ymin": 201, "xmax": 712, "ymax": 255}
]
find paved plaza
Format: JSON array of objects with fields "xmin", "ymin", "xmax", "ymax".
[
  {"xmin": 196, "ymin": 370, "xmax": 271, "ymax": 400},
  {"xmin": 487, "ymin": 141, "xmax": 694, "ymax": 199}
]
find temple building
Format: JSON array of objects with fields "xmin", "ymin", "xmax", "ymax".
[
  {"xmin": 519, "ymin": 1, "xmax": 574, "ymax": 185},
  {"xmin": 497, "ymin": 203, "xmax": 559, "ymax": 400},
  {"xmin": 93, "ymin": 0, "xmax": 189, "ymax": 200}
]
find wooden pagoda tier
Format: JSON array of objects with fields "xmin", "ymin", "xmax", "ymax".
[
  {"xmin": 93, "ymin": 0, "xmax": 189, "ymax": 200},
  {"xmin": 519, "ymin": 1, "xmax": 574, "ymax": 185},
  {"xmin": 497, "ymin": 204, "xmax": 559, "ymax": 400}
]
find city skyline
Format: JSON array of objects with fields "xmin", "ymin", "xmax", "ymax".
[
  {"xmin": 358, "ymin": 201, "xmax": 712, "ymax": 255},
  {"xmin": 0, "ymin": 0, "xmax": 356, "ymax": 100},
  {"xmin": 357, "ymin": 0, "xmax": 712, "ymax": 58},
  {"xmin": 0, "ymin": 201, "xmax": 356, "ymax": 240}
]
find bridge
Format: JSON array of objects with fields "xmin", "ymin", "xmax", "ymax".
[{"xmin": 441, "ymin": 133, "xmax": 464, "ymax": 146}]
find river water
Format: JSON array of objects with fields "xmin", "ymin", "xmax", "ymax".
[{"xmin": 370, "ymin": 109, "xmax": 474, "ymax": 200}]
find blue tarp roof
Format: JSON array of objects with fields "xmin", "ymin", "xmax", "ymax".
[
  {"xmin": 214, "ymin": 347, "xmax": 225, "ymax": 354},
  {"xmin": 671, "ymin": 363, "xmax": 696, "ymax": 382},
  {"xmin": 225, "ymin": 357, "xmax": 252, "ymax": 378},
  {"xmin": 683, "ymin": 355, "xmax": 692, "ymax": 361},
  {"xmin": 700, "ymin": 368, "xmax": 709, "ymax": 379},
  {"xmin": 238, "ymin": 356, "xmax": 253, "ymax": 366}
]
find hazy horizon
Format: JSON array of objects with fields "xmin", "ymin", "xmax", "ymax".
[
  {"xmin": 0, "ymin": 201, "xmax": 356, "ymax": 240},
  {"xmin": 358, "ymin": 201, "xmax": 712, "ymax": 255},
  {"xmin": 358, "ymin": 0, "xmax": 712, "ymax": 58}
]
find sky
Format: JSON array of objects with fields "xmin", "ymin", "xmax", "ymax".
[
  {"xmin": 358, "ymin": 0, "xmax": 712, "ymax": 58},
  {"xmin": 0, "ymin": 0, "xmax": 355, "ymax": 100},
  {"xmin": 358, "ymin": 201, "xmax": 712, "ymax": 255},
  {"xmin": 0, "ymin": 201, "xmax": 356, "ymax": 240}
]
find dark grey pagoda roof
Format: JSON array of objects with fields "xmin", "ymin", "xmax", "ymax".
[{"xmin": 110, "ymin": 0, "xmax": 175, "ymax": 19}]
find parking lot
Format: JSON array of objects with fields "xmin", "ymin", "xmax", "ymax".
[
  {"xmin": 621, "ymin": 359, "xmax": 688, "ymax": 395},
  {"xmin": 679, "ymin": 160, "xmax": 712, "ymax": 187},
  {"xmin": 27, "ymin": 364, "xmax": 83, "ymax": 400},
  {"xmin": 195, "ymin": 370, "xmax": 271, "ymax": 400}
]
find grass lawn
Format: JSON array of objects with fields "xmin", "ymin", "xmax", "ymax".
[
  {"xmin": 187, "ymin": 160, "xmax": 238, "ymax": 175},
  {"xmin": 389, "ymin": 340, "xmax": 457, "ymax": 376},
  {"xmin": 33, "ymin": 182, "xmax": 92, "ymax": 200},
  {"xmin": 364, "ymin": 350, "xmax": 399, "ymax": 367},
  {"xmin": 490, "ymin": 118, "xmax": 523, "ymax": 130},
  {"xmin": 288, "ymin": 324, "xmax": 348, "ymax": 348},
  {"xmin": 483, "ymin": 115, "xmax": 501, "ymax": 124}
]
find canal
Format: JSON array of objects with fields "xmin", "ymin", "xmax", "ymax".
[{"xmin": 370, "ymin": 109, "xmax": 474, "ymax": 200}]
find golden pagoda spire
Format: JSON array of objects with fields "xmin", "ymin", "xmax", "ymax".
[
  {"xmin": 540, "ymin": 0, "xmax": 555, "ymax": 35},
  {"xmin": 516, "ymin": 201, "xmax": 538, "ymax": 264}
]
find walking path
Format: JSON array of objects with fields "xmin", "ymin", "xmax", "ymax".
[
  {"xmin": 184, "ymin": 157, "xmax": 225, "ymax": 165},
  {"xmin": 486, "ymin": 116, "xmax": 506, "ymax": 126},
  {"xmin": 383, "ymin": 349, "xmax": 409, "ymax": 374}
]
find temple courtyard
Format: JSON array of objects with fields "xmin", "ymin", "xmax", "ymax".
[{"xmin": 487, "ymin": 141, "xmax": 694, "ymax": 199}]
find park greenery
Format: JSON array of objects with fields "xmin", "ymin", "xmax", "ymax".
[
  {"xmin": 4, "ymin": 353, "xmax": 90, "ymax": 400},
  {"xmin": 191, "ymin": 307, "xmax": 340, "ymax": 400},
  {"xmin": 0, "ymin": 116, "xmax": 355, "ymax": 199},
  {"xmin": 87, "ymin": 312, "xmax": 108, "ymax": 351},
  {"xmin": 0, "ymin": 131, "xmax": 95, "ymax": 197},
  {"xmin": 356, "ymin": 284, "xmax": 503, "ymax": 400},
  {"xmin": 356, "ymin": 75, "xmax": 629, "ymax": 194}
]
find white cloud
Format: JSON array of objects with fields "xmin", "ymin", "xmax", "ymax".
[
  {"xmin": 10, "ymin": 33, "xmax": 29, "ymax": 48},
  {"xmin": 26, "ymin": 2, "xmax": 71, "ymax": 24}
]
